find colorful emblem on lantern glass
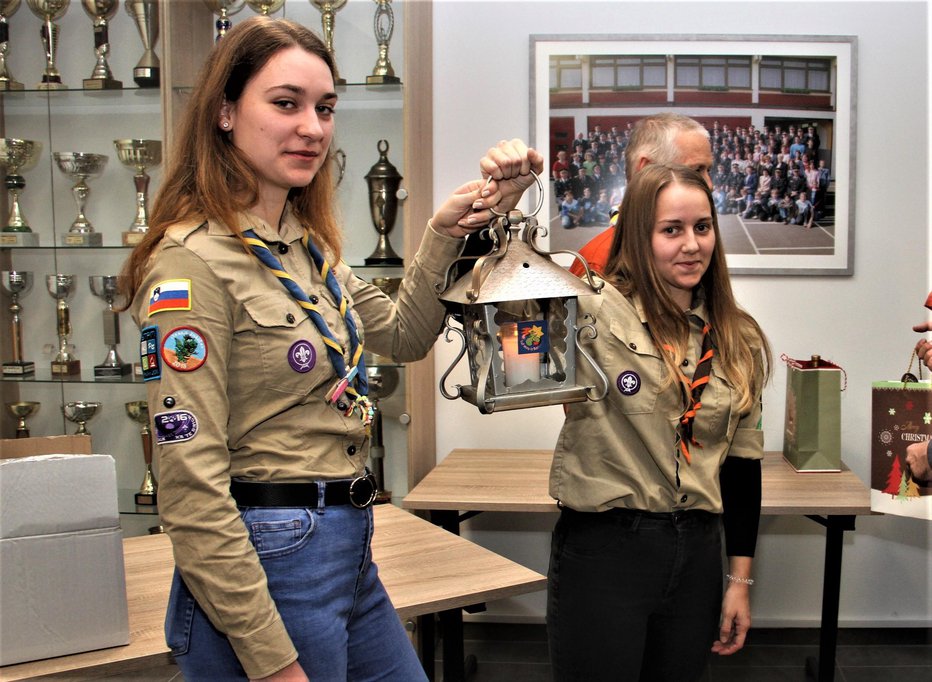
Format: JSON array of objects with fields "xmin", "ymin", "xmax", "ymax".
[
  {"xmin": 161, "ymin": 327, "xmax": 207, "ymax": 372},
  {"xmin": 517, "ymin": 320, "xmax": 549, "ymax": 354}
]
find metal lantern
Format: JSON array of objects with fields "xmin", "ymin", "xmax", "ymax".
[{"xmin": 438, "ymin": 178, "xmax": 609, "ymax": 414}]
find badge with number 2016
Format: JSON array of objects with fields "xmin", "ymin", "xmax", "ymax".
[{"xmin": 161, "ymin": 327, "xmax": 207, "ymax": 372}]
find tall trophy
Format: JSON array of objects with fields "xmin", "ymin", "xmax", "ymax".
[
  {"xmin": 62, "ymin": 400, "xmax": 100, "ymax": 434},
  {"xmin": 80, "ymin": 0, "xmax": 122, "ymax": 89},
  {"xmin": 311, "ymin": 0, "xmax": 347, "ymax": 84},
  {"xmin": 114, "ymin": 138, "xmax": 161, "ymax": 245},
  {"xmin": 0, "ymin": 0, "xmax": 24, "ymax": 91},
  {"xmin": 47, "ymin": 273, "xmax": 81, "ymax": 376},
  {"xmin": 366, "ymin": 0, "xmax": 399, "ymax": 85},
  {"xmin": 26, "ymin": 0, "xmax": 70, "ymax": 89},
  {"xmin": 204, "ymin": 0, "xmax": 243, "ymax": 42},
  {"xmin": 89, "ymin": 275, "xmax": 130, "ymax": 378},
  {"xmin": 364, "ymin": 139, "xmax": 403, "ymax": 266},
  {"xmin": 244, "ymin": 0, "xmax": 282, "ymax": 15},
  {"xmin": 125, "ymin": 400, "xmax": 157, "ymax": 505},
  {"xmin": 0, "ymin": 138, "xmax": 42, "ymax": 247},
  {"xmin": 1, "ymin": 270, "xmax": 35, "ymax": 376},
  {"xmin": 367, "ymin": 350, "xmax": 399, "ymax": 504},
  {"xmin": 125, "ymin": 0, "xmax": 159, "ymax": 88},
  {"xmin": 53, "ymin": 151, "xmax": 107, "ymax": 246},
  {"xmin": 7, "ymin": 401, "xmax": 39, "ymax": 437}
]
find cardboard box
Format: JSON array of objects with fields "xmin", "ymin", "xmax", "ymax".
[
  {"xmin": 0, "ymin": 454, "xmax": 130, "ymax": 666},
  {"xmin": 0, "ymin": 434, "xmax": 93, "ymax": 459}
]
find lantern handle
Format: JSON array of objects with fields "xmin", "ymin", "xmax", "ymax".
[
  {"xmin": 438, "ymin": 316, "xmax": 467, "ymax": 401},
  {"xmin": 465, "ymin": 218, "xmax": 509, "ymax": 302},
  {"xmin": 575, "ymin": 318, "xmax": 609, "ymax": 402},
  {"xmin": 490, "ymin": 170, "xmax": 545, "ymax": 218},
  {"xmin": 522, "ymin": 221, "xmax": 605, "ymax": 293}
]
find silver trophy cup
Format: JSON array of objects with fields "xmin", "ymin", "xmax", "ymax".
[
  {"xmin": 90, "ymin": 275, "xmax": 131, "ymax": 378},
  {"xmin": 62, "ymin": 400, "xmax": 100, "ymax": 435},
  {"xmin": 0, "ymin": 138, "xmax": 42, "ymax": 245},
  {"xmin": 0, "ymin": 0, "xmax": 25, "ymax": 90},
  {"xmin": 1, "ymin": 270, "xmax": 35, "ymax": 376},
  {"xmin": 53, "ymin": 152, "xmax": 108, "ymax": 246},
  {"xmin": 47, "ymin": 273, "xmax": 81, "ymax": 376},
  {"xmin": 114, "ymin": 138, "xmax": 162, "ymax": 244},
  {"xmin": 81, "ymin": 0, "xmax": 122, "ymax": 89}
]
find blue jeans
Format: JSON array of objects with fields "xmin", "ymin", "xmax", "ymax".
[{"xmin": 165, "ymin": 503, "xmax": 427, "ymax": 681}]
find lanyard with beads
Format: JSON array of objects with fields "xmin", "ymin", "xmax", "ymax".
[{"xmin": 242, "ymin": 228, "xmax": 373, "ymax": 427}]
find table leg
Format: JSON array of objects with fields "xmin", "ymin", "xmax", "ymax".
[{"xmin": 418, "ymin": 614, "xmax": 435, "ymax": 681}]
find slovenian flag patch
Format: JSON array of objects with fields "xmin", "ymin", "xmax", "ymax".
[{"xmin": 148, "ymin": 279, "xmax": 192, "ymax": 316}]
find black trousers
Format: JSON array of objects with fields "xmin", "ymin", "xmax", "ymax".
[{"xmin": 547, "ymin": 507, "xmax": 723, "ymax": 682}]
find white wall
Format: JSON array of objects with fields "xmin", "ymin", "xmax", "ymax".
[{"xmin": 432, "ymin": 0, "xmax": 931, "ymax": 626}]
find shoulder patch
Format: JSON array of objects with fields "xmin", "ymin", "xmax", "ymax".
[
  {"xmin": 148, "ymin": 279, "xmax": 192, "ymax": 316},
  {"xmin": 161, "ymin": 326, "xmax": 208, "ymax": 372},
  {"xmin": 139, "ymin": 326, "xmax": 162, "ymax": 381}
]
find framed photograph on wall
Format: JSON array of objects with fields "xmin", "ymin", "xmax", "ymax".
[{"xmin": 530, "ymin": 34, "xmax": 857, "ymax": 275}]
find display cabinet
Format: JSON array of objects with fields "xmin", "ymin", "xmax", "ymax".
[{"xmin": 1, "ymin": 0, "xmax": 435, "ymax": 533}]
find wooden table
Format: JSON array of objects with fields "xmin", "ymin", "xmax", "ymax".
[
  {"xmin": 0, "ymin": 504, "xmax": 546, "ymax": 682},
  {"xmin": 404, "ymin": 449, "xmax": 873, "ymax": 682}
]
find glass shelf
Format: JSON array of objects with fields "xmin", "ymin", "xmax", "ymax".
[
  {"xmin": 2, "ymin": 367, "xmax": 143, "ymax": 385},
  {"xmin": 0, "ymin": 243, "xmax": 133, "ymax": 251}
]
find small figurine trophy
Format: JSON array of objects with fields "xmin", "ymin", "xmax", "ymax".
[
  {"xmin": 125, "ymin": 0, "xmax": 160, "ymax": 88},
  {"xmin": 80, "ymin": 0, "xmax": 122, "ymax": 89},
  {"xmin": 366, "ymin": 0, "xmax": 399, "ymax": 85},
  {"xmin": 126, "ymin": 400, "xmax": 157, "ymax": 505},
  {"xmin": 7, "ymin": 401, "xmax": 39, "ymax": 437},
  {"xmin": 244, "ymin": 0, "xmax": 282, "ymax": 15},
  {"xmin": 26, "ymin": 0, "xmax": 70, "ymax": 89},
  {"xmin": 47, "ymin": 273, "xmax": 81, "ymax": 376},
  {"xmin": 0, "ymin": 0, "xmax": 25, "ymax": 91},
  {"xmin": 204, "ymin": 0, "xmax": 244, "ymax": 42},
  {"xmin": 311, "ymin": 0, "xmax": 347, "ymax": 84},
  {"xmin": 2, "ymin": 270, "xmax": 35, "ymax": 376},
  {"xmin": 53, "ymin": 152, "xmax": 108, "ymax": 246},
  {"xmin": 62, "ymin": 400, "xmax": 100, "ymax": 434},
  {"xmin": 364, "ymin": 139, "xmax": 403, "ymax": 266},
  {"xmin": 114, "ymin": 139, "xmax": 161, "ymax": 245},
  {"xmin": 89, "ymin": 275, "xmax": 131, "ymax": 378},
  {"xmin": 0, "ymin": 138, "xmax": 42, "ymax": 247}
]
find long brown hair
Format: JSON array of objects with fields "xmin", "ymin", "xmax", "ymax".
[
  {"xmin": 120, "ymin": 16, "xmax": 342, "ymax": 305},
  {"xmin": 604, "ymin": 164, "xmax": 771, "ymax": 412}
]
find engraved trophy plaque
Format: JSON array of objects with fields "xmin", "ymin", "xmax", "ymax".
[
  {"xmin": 7, "ymin": 401, "xmax": 39, "ymax": 437},
  {"xmin": 0, "ymin": 138, "xmax": 42, "ymax": 247},
  {"xmin": 26, "ymin": 0, "xmax": 70, "ymax": 89},
  {"xmin": 53, "ymin": 152, "xmax": 108, "ymax": 246},
  {"xmin": 114, "ymin": 138, "xmax": 161, "ymax": 245},
  {"xmin": 244, "ymin": 0, "xmax": 282, "ymax": 15},
  {"xmin": 0, "ymin": 0, "xmax": 25, "ymax": 91},
  {"xmin": 90, "ymin": 275, "xmax": 131, "ymax": 378},
  {"xmin": 364, "ymin": 139, "xmax": 403, "ymax": 266},
  {"xmin": 2, "ymin": 270, "xmax": 35, "ymax": 376},
  {"xmin": 47, "ymin": 273, "xmax": 81, "ymax": 376},
  {"xmin": 126, "ymin": 400, "xmax": 157, "ymax": 505},
  {"xmin": 62, "ymin": 400, "xmax": 100, "ymax": 434},
  {"xmin": 81, "ymin": 0, "xmax": 122, "ymax": 89},
  {"xmin": 125, "ymin": 0, "xmax": 159, "ymax": 87},
  {"xmin": 366, "ymin": 0, "xmax": 399, "ymax": 85},
  {"xmin": 310, "ymin": 0, "xmax": 347, "ymax": 85},
  {"xmin": 204, "ymin": 0, "xmax": 244, "ymax": 42}
]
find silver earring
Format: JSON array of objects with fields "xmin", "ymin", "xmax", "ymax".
[{"xmin": 222, "ymin": 121, "xmax": 230, "ymax": 129}]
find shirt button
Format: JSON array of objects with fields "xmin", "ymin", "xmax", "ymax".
[
  {"xmin": 309, "ymin": 295, "xmax": 319, "ymax": 304},
  {"xmin": 680, "ymin": 494, "xmax": 688, "ymax": 503},
  {"xmin": 286, "ymin": 313, "xmax": 296, "ymax": 323},
  {"xmin": 336, "ymin": 401, "xmax": 348, "ymax": 411},
  {"xmin": 278, "ymin": 243, "xmax": 289, "ymax": 254},
  {"xmin": 629, "ymin": 342, "xmax": 637, "ymax": 350},
  {"xmin": 347, "ymin": 445, "xmax": 357, "ymax": 456},
  {"xmin": 163, "ymin": 396, "xmax": 176, "ymax": 408},
  {"xmin": 682, "ymin": 359, "xmax": 689, "ymax": 366}
]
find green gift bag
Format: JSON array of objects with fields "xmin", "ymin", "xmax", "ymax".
[{"xmin": 782, "ymin": 354, "xmax": 843, "ymax": 472}]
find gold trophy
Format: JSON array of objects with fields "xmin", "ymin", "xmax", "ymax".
[
  {"xmin": 46, "ymin": 274, "xmax": 81, "ymax": 376},
  {"xmin": 7, "ymin": 401, "xmax": 39, "ymax": 438},
  {"xmin": 126, "ymin": 400, "xmax": 157, "ymax": 505},
  {"xmin": 310, "ymin": 0, "xmax": 347, "ymax": 84},
  {"xmin": 53, "ymin": 152, "xmax": 107, "ymax": 246},
  {"xmin": 244, "ymin": 0, "xmax": 282, "ymax": 15},
  {"xmin": 81, "ymin": 0, "xmax": 122, "ymax": 89},
  {"xmin": 125, "ymin": 0, "xmax": 159, "ymax": 88},
  {"xmin": 26, "ymin": 0, "xmax": 70, "ymax": 89},
  {"xmin": 114, "ymin": 138, "xmax": 161, "ymax": 245},
  {"xmin": 366, "ymin": 0, "xmax": 399, "ymax": 85},
  {"xmin": 89, "ymin": 275, "xmax": 131, "ymax": 378},
  {"xmin": 0, "ymin": 138, "xmax": 42, "ymax": 247},
  {"xmin": 62, "ymin": 400, "xmax": 100, "ymax": 434},
  {"xmin": 2, "ymin": 270, "xmax": 35, "ymax": 376},
  {"xmin": 0, "ymin": 0, "xmax": 25, "ymax": 91},
  {"xmin": 204, "ymin": 0, "xmax": 243, "ymax": 42},
  {"xmin": 364, "ymin": 139, "xmax": 403, "ymax": 266}
]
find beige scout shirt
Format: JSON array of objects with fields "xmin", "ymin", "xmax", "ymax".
[
  {"xmin": 550, "ymin": 284, "xmax": 765, "ymax": 514},
  {"xmin": 131, "ymin": 206, "xmax": 463, "ymax": 678}
]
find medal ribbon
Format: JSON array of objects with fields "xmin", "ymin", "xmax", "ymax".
[
  {"xmin": 663, "ymin": 315, "xmax": 714, "ymax": 465},
  {"xmin": 243, "ymin": 229, "xmax": 370, "ymax": 415}
]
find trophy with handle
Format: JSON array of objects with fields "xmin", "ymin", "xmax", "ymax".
[
  {"xmin": 89, "ymin": 275, "xmax": 131, "ymax": 378},
  {"xmin": 0, "ymin": 0, "xmax": 24, "ymax": 91},
  {"xmin": 81, "ymin": 0, "xmax": 122, "ymax": 89},
  {"xmin": 53, "ymin": 152, "xmax": 107, "ymax": 246},
  {"xmin": 310, "ymin": 0, "xmax": 347, "ymax": 84},
  {"xmin": 364, "ymin": 139, "xmax": 404, "ymax": 266},
  {"xmin": 244, "ymin": 0, "xmax": 282, "ymax": 15},
  {"xmin": 126, "ymin": 400, "xmax": 157, "ymax": 505},
  {"xmin": 125, "ymin": 0, "xmax": 159, "ymax": 87},
  {"xmin": 2, "ymin": 270, "xmax": 35, "ymax": 376},
  {"xmin": 0, "ymin": 138, "xmax": 42, "ymax": 247},
  {"xmin": 62, "ymin": 400, "xmax": 100, "ymax": 434},
  {"xmin": 204, "ymin": 0, "xmax": 244, "ymax": 42},
  {"xmin": 47, "ymin": 273, "xmax": 81, "ymax": 376},
  {"xmin": 366, "ymin": 0, "xmax": 399, "ymax": 85},
  {"xmin": 26, "ymin": 0, "xmax": 70, "ymax": 89},
  {"xmin": 7, "ymin": 401, "xmax": 39, "ymax": 437},
  {"xmin": 114, "ymin": 138, "xmax": 161, "ymax": 245}
]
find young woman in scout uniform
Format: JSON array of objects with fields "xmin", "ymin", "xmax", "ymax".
[
  {"xmin": 120, "ymin": 17, "xmax": 542, "ymax": 682},
  {"xmin": 547, "ymin": 164, "xmax": 772, "ymax": 681}
]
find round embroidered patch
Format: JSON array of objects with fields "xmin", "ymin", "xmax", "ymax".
[
  {"xmin": 616, "ymin": 370, "xmax": 641, "ymax": 395},
  {"xmin": 160, "ymin": 327, "xmax": 207, "ymax": 372},
  {"xmin": 288, "ymin": 339, "xmax": 316, "ymax": 373}
]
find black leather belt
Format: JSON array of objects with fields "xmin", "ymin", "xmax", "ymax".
[{"xmin": 230, "ymin": 474, "xmax": 378, "ymax": 509}]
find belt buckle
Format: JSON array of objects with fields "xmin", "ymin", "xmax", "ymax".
[{"xmin": 349, "ymin": 474, "xmax": 377, "ymax": 509}]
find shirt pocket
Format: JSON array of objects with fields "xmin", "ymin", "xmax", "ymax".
[{"xmin": 605, "ymin": 319, "xmax": 663, "ymax": 415}]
